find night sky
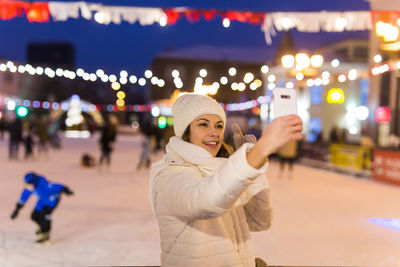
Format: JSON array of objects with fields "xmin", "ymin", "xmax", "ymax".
[{"xmin": 0, "ymin": 0, "xmax": 370, "ymax": 76}]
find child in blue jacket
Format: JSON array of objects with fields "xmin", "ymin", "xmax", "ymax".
[{"xmin": 10, "ymin": 172, "xmax": 74, "ymax": 243}]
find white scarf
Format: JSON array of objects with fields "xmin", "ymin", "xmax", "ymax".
[{"xmin": 149, "ymin": 137, "xmax": 226, "ymax": 213}]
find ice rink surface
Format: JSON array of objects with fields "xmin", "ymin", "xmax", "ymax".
[{"xmin": 1, "ymin": 133, "xmax": 400, "ymax": 267}]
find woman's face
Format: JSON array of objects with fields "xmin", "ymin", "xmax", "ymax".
[{"xmin": 189, "ymin": 114, "xmax": 224, "ymax": 157}]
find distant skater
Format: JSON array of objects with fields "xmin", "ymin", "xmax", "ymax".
[
  {"xmin": 98, "ymin": 116, "xmax": 117, "ymax": 170},
  {"xmin": 10, "ymin": 172, "xmax": 74, "ymax": 244}
]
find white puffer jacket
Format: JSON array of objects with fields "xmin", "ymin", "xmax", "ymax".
[{"xmin": 150, "ymin": 137, "xmax": 272, "ymax": 267}]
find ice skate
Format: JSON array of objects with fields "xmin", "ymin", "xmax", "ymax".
[
  {"xmin": 35, "ymin": 228, "xmax": 42, "ymax": 235},
  {"xmin": 35, "ymin": 232, "xmax": 50, "ymax": 244}
]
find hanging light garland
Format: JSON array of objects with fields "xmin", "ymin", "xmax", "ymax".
[{"xmin": 0, "ymin": 60, "xmax": 165, "ymax": 89}]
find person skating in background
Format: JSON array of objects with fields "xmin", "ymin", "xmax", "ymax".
[
  {"xmin": 277, "ymin": 139, "xmax": 299, "ymax": 178},
  {"xmin": 10, "ymin": 172, "xmax": 74, "ymax": 244},
  {"xmin": 36, "ymin": 116, "xmax": 50, "ymax": 158},
  {"xmin": 0, "ymin": 116, "xmax": 6, "ymax": 140},
  {"xmin": 98, "ymin": 115, "xmax": 117, "ymax": 170},
  {"xmin": 8, "ymin": 117, "xmax": 23, "ymax": 160},
  {"xmin": 137, "ymin": 134, "xmax": 151, "ymax": 170},
  {"xmin": 24, "ymin": 130, "xmax": 35, "ymax": 160}
]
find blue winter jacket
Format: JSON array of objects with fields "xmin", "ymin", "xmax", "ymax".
[{"xmin": 18, "ymin": 176, "xmax": 65, "ymax": 211}]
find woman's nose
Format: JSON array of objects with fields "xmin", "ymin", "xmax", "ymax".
[{"xmin": 209, "ymin": 128, "xmax": 219, "ymax": 136}]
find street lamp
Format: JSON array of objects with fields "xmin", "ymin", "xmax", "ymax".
[{"xmin": 281, "ymin": 53, "xmax": 322, "ymax": 71}]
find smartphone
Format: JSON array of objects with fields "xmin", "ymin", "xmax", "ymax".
[{"xmin": 273, "ymin": 88, "xmax": 297, "ymax": 118}]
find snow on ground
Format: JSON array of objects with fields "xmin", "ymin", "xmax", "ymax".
[{"xmin": 0, "ymin": 133, "xmax": 400, "ymax": 267}]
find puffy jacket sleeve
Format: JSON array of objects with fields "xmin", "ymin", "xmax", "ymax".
[
  {"xmin": 158, "ymin": 144, "xmax": 268, "ymax": 220},
  {"xmin": 240, "ymin": 172, "xmax": 272, "ymax": 232}
]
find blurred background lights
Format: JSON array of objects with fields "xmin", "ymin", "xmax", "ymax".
[
  {"xmin": 145, "ymin": 70, "xmax": 153, "ymax": 78},
  {"xmin": 157, "ymin": 79, "xmax": 165, "ymax": 87},
  {"xmin": 120, "ymin": 70, "xmax": 128, "ymax": 77},
  {"xmin": 338, "ymin": 74, "xmax": 347, "ymax": 83},
  {"xmin": 267, "ymin": 74, "xmax": 276, "ymax": 83},
  {"xmin": 348, "ymin": 69, "xmax": 357, "ymax": 80},
  {"xmin": 16, "ymin": 106, "xmax": 29, "ymax": 117},
  {"xmin": 238, "ymin": 82, "xmax": 246, "ymax": 91},
  {"xmin": 159, "ymin": 15, "xmax": 167, "ymax": 27},
  {"xmin": 129, "ymin": 75, "xmax": 137, "ymax": 84},
  {"xmin": 254, "ymin": 79, "xmax": 262, "ymax": 87},
  {"xmin": 331, "ymin": 59, "xmax": 340, "ymax": 68},
  {"xmin": 373, "ymin": 54, "xmax": 382, "ymax": 63},
  {"xmin": 109, "ymin": 75, "xmax": 117, "ymax": 83},
  {"xmin": 117, "ymin": 91, "xmax": 126, "ymax": 99},
  {"xmin": 322, "ymin": 71, "xmax": 330, "ymax": 79},
  {"xmin": 195, "ymin": 77, "xmax": 203, "ymax": 84},
  {"xmin": 280, "ymin": 17, "xmax": 293, "ymax": 30},
  {"xmin": 296, "ymin": 73, "xmax": 304, "ymax": 81},
  {"xmin": 310, "ymin": 55, "xmax": 323, "ymax": 68},
  {"xmin": 327, "ymin": 88, "xmax": 345, "ymax": 104},
  {"xmin": 171, "ymin": 69, "xmax": 179, "ymax": 78},
  {"xmin": 267, "ymin": 83, "xmax": 276, "ymax": 90},
  {"xmin": 111, "ymin": 82, "xmax": 121, "ymax": 90},
  {"xmin": 101, "ymin": 75, "xmax": 109, "ymax": 82},
  {"xmin": 151, "ymin": 76, "xmax": 159, "ymax": 85},
  {"xmin": 243, "ymin": 72, "xmax": 254, "ymax": 84},
  {"xmin": 96, "ymin": 69, "xmax": 104, "ymax": 77},
  {"xmin": 228, "ymin": 67, "xmax": 237, "ymax": 76},
  {"xmin": 138, "ymin": 78, "xmax": 146, "ymax": 86},
  {"xmin": 6, "ymin": 100, "xmax": 16, "ymax": 110},
  {"xmin": 295, "ymin": 53, "xmax": 310, "ymax": 70},
  {"xmin": 56, "ymin": 68, "xmax": 63, "ymax": 76},
  {"xmin": 76, "ymin": 68, "xmax": 85, "ymax": 76},
  {"xmin": 199, "ymin": 69, "xmax": 207, "ymax": 77},
  {"xmin": 281, "ymin": 55, "xmax": 295, "ymax": 68},
  {"xmin": 18, "ymin": 65, "xmax": 25, "ymax": 73},
  {"xmin": 222, "ymin": 18, "xmax": 230, "ymax": 28},
  {"xmin": 220, "ymin": 76, "xmax": 228, "ymax": 85},
  {"xmin": 158, "ymin": 116, "xmax": 167, "ymax": 129},
  {"xmin": 356, "ymin": 106, "xmax": 369, "ymax": 120},
  {"xmin": 335, "ymin": 17, "xmax": 348, "ymax": 31},
  {"xmin": 231, "ymin": 82, "xmax": 238, "ymax": 90},
  {"xmin": 151, "ymin": 106, "xmax": 160, "ymax": 117},
  {"xmin": 89, "ymin": 73, "xmax": 97, "ymax": 81},
  {"xmin": 116, "ymin": 99, "xmax": 125, "ymax": 107},
  {"xmin": 286, "ymin": 82, "xmax": 294, "ymax": 89},
  {"xmin": 120, "ymin": 77, "xmax": 128, "ymax": 84},
  {"xmin": 261, "ymin": 65, "xmax": 269, "ymax": 73},
  {"xmin": 349, "ymin": 126, "xmax": 358, "ymax": 135}
]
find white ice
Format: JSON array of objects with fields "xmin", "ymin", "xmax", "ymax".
[{"xmin": 1, "ymin": 133, "xmax": 400, "ymax": 267}]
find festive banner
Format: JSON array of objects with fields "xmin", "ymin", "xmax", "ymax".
[
  {"xmin": 0, "ymin": 1, "xmax": 49, "ymax": 22},
  {"xmin": 49, "ymin": 2, "xmax": 164, "ymax": 25},
  {"xmin": 261, "ymin": 11, "xmax": 373, "ymax": 44},
  {"xmin": 2, "ymin": 1, "xmax": 400, "ymax": 45}
]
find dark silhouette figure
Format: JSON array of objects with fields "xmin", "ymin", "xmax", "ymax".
[
  {"xmin": 137, "ymin": 135, "xmax": 151, "ymax": 170},
  {"xmin": 0, "ymin": 117, "xmax": 6, "ymax": 140},
  {"xmin": 8, "ymin": 118, "xmax": 23, "ymax": 160},
  {"xmin": 24, "ymin": 131, "xmax": 35, "ymax": 160},
  {"xmin": 99, "ymin": 119, "xmax": 117, "ymax": 168}
]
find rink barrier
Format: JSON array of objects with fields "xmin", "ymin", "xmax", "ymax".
[{"xmin": 298, "ymin": 142, "xmax": 372, "ymax": 178}]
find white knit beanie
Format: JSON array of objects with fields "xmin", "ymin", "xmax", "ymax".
[{"xmin": 172, "ymin": 93, "xmax": 226, "ymax": 138}]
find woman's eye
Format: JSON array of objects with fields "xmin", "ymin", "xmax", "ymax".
[
  {"xmin": 217, "ymin": 124, "xmax": 223, "ymax": 129},
  {"xmin": 199, "ymin": 123, "xmax": 207, "ymax": 127}
]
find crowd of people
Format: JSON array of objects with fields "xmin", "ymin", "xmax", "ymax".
[{"xmin": 2, "ymin": 114, "xmax": 62, "ymax": 161}]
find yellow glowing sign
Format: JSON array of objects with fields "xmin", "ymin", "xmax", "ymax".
[{"xmin": 327, "ymin": 88, "xmax": 345, "ymax": 104}]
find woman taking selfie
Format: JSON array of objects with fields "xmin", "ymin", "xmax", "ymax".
[{"xmin": 150, "ymin": 93, "xmax": 302, "ymax": 266}]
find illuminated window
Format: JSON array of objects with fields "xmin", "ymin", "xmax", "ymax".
[{"xmin": 310, "ymin": 85, "xmax": 323, "ymax": 105}]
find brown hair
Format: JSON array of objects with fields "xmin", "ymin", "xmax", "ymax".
[{"xmin": 181, "ymin": 126, "xmax": 231, "ymax": 158}]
